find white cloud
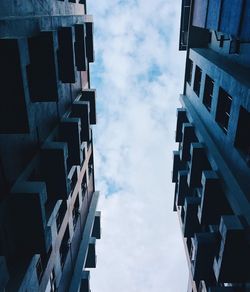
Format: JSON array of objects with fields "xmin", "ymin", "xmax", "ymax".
[{"xmin": 88, "ymin": 0, "xmax": 189, "ymax": 291}]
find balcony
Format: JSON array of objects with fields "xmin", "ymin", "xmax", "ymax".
[
  {"xmin": 180, "ymin": 123, "xmax": 197, "ymax": 161},
  {"xmin": 59, "ymin": 117, "xmax": 82, "ymax": 166},
  {"xmin": 80, "ymin": 89, "xmax": 97, "ymax": 124},
  {"xmin": 80, "ymin": 271, "xmax": 90, "ymax": 292},
  {"xmin": 91, "ymin": 211, "xmax": 101, "ymax": 239},
  {"xmin": 57, "ymin": 26, "xmax": 76, "ymax": 83},
  {"xmin": 7, "ymin": 255, "xmax": 41, "ymax": 292},
  {"xmin": 213, "ymin": 215, "xmax": 250, "ymax": 283},
  {"xmin": 172, "ymin": 151, "xmax": 187, "ymax": 183},
  {"xmin": 0, "ymin": 38, "xmax": 30, "ymax": 133},
  {"xmin": 198, "ymin": 171, "xmax": 232, "ymax": 225},
  {"xmin": 71, "ymin": 101, "xmax": 91, "ymax": 142},
  {"xmin": 176, "ymin": 170, "xmax": 189, "ymax": 206},
  {"xmin": 0, "ymin": 256, "xmax": 9, "ymax": 291},
  {"xmin": 191, "ymin": 232, "xmax": 219, "ymax": 282},
  {"xmin": 176, "ymin": 108, "xmax": 188, "ymax": 142},
  {"xmin": 179, "ymin": 0, "xmax": 191, "ymax": 50},
  {"xmin": 74, "ymin": 24, "xmax": 87, "ymax": 71},
  {"xmin": 7, "ymin": 181, "xmax": 51, "ymax": 255},
  {"xmin": 187, "ymin": 143, "xmax": 211, "ymax": 189},
  {"xmin": 85, "ymin": 237, "xmax": 96, "ymax": 268},
  {"xmin": 85, "ymin": 19, "xmax": 94, "ymax": 62},
  {"xmin": 27, "ymin": 31, "xmax": 59, "ymax": 102},
  {"xmin": 41, "ymin": 142, "xmax": 70, "ymax": 200},
  {"xmin": 183, "ymin": 196, "xmax": 201, "ymax": 237}
]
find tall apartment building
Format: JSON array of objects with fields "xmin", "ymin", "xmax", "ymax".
[
  {"xmin": 173, "ymin": 1, "xmax": 250, "ymax": 291},
  {"xmin": 0, "ymin": 1, "xmax": 101, "ymax": 291}
]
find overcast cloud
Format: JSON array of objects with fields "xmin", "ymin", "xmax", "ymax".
[{"xmin": 87, "ymin": 0, "xmax": 189, "ymax": 291}]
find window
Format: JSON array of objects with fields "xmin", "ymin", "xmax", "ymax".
[
  {"xmin": 193, "ymin": 65, "xmax": 202, "ymax": 97},
  {"xmin": 81, "ymin": 173, "xmax": 87, "ymax": 200},
  {"xmin": 235, "ymin": 106, "xmax": 250, "ymax": 166},
  {"xmin": 215, "ymin": 88, "xmax": 232, "ymax": 133},
  {"xmin": 60, "ymin": 226, "xmax": 70, "ymax": 268},
  {"xmin": 36, "ymin": 257, "xmax": 43, "ymax": 283},
  {"xmin": 72, "ymin": 195, "xmax": 80, "ymax": 229},
  {"xmin": 203, "ymin": 75, "xmax": 214, "ymax": 111},
  {"xmin": 56, "ymin": 201, "xmax": 67, "ymax": 232},
  {"xmin": 186, "ymin": 59, "xmax": 193, "ymax": 85}
]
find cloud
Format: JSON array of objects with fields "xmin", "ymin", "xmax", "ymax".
[{"xmin": 87, "ymin": 0, "xmax": 189, "ymax": 291}]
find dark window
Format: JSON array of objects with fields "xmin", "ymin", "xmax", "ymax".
[
  {"xmin": 70, "ymin": 167, "xmax": 78, "ymax": 193},
  {"xmin": 60, "ymin": 226, "xmax": 70, "ymax": 268},
  {"xmin": 72, "ymin": 195, "xmax": 80, "ymax": 229},
  {"xmin": 82, "ymin": 173, "xmax": 87, "ymax": 200},
  {"xmin": 56, "ymin": 201, "xmax": 67, "ymax": 233},
  {"xmin": 186, "ymin": 59, "xmax": 193, "ymax": 85},
  {"xmin": 193, "ymin": 66, "xmax": 202, "ymax": 97},
  {"xmin": 235, "ymin": 107, "xmax": 250, "ymax": 166},
  {"xmin": 215, "ymin": 88, "xmax": 232, "ymax": 133},
  {"xmin": 203, "ymin": 75, "xmax": 214, "ymax": 111}
]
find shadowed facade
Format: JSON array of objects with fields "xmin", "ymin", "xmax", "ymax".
[
  {"xmin": 174, "ymin": 0, "xmax": 250, "ymax": 291},
  {"xmin": 0, "ymin": 1, "xmax": 101, "ymax": 291}
]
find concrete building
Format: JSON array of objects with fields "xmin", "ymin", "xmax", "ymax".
[
  {"xmin": 173, "ymin": 0, "xmax": 250, "ymax": 291},
  {"xmin": 0, "ymin": 1, "xmax": 101, "ymax": 291}
]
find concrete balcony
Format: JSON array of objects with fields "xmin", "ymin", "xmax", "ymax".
[
  {"xmin": 187, "ymin": 143, "xmax": 211, "ymax": 189},
  {"xmin": 176, "ymin": 108, "xmax": 188, "ymax": 142},
  {"xmin": 80, "ymin": 271, "xmax": 90, "ymax": 292},
  {"xmin": 57, "ymin": 26, "xmax": 76, "ymax": 83},
  {"xmin": 176, "ymin": 170, "xmax": 189, "ymax": 206},
  {"xmin": 179, "ymin": 0, "xmax": 191, "ymax": 50},
  {"xmin": 27, "ymin": 31, "xmax": 59, "ymax": 102},
  {"xmin": 180, "ymin": 123, "xmax": 197, "ymax": 161},
  {"xmin": 0, "ymin": 38, "xmax": 30, "ymax": 133},
  {"xmin": 191, "ymin": 232, "xmax": 219, "ymax": 282},
  {"xmin": 85, "ymin": 18, "xmax": 94, "ymax": 62},
  {"xmin": 80, "ymin": 89, "xmax": 96, "ymax": 124},
  {"xmin": 7, "ymin": 181, "xmax": 51, "ymax": 255},
  {"xmin": 17, "ymin": 255, "xmax": 41, "ymax": 292},
  {"xmin": 41, "ymin": 142, "xmax": 70, "ymax": 200},
  {"xmin": 71, "ymin": 101, "xmax": 91, "ymax": 142},
  {"xmin": 172, "ymin": 151, "xmax": 187, "ymax": 183},
  {"xmin": 85, "ymin": 237, "xmax": 96, "ymax": 268},
  {"xmin": 59, "ymin": 117, "xmax": 82, "ymax": 167},
  {"xmin": 183, "ymin": 196, "xmax": 201, "ymax": 237},
  {"xmin": 74, "ymin": 24, "xmax": 87, "ymax": 71},
  {"xmin": 213, "ymin": 215, "xmax": 250, "ymax": 283},
  {"xmin": 198, "ymin": 171, "xmax": 232, "ymax": 226},
  {"xmin": 91, "ymin": 211, "xmax": 101, "ymax": 239},
  {"xmin": 198, "ymin": 171, "xmax": 220, "ymax": 225}
]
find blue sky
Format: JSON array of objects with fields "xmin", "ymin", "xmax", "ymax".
[{"xmin": 87, "ymin": 0, "xmax": 189, "ymax": 291}]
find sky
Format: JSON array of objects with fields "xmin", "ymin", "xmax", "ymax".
[{"xmin": 87, "ymin": 0, "xmax": 189, "ymax": 291}]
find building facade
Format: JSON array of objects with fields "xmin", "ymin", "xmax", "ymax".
[
  {"xmin": 0, "ymin": 1, "xmax": 101, "ymax": 291},
  {"xmin": 173, "ymin": 0, "xmax": 250, "ymax": 291}
]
